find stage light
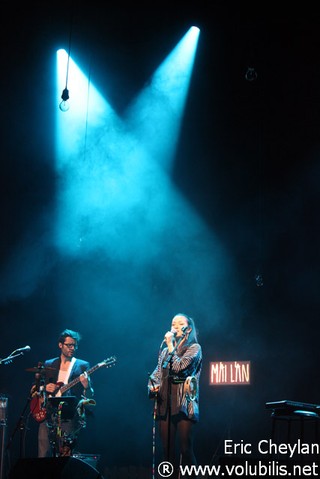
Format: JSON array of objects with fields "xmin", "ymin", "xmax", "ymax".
[{"xmin": 59, "ymin": 87, "xmax": 70, "ymax": 112}]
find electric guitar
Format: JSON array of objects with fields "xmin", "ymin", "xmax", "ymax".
[{"xmin": 30, "ymin": 356, "xmax": 116, "ymax": 422}]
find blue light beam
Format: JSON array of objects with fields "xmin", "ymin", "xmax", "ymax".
[{"xmin": 125, "ymin": 26, "xmax": 200, "ymax": 169}]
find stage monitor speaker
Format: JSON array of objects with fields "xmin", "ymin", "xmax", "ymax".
[{"xmin": 9, "ymin": 457, "xmax": 104, "ymax": 479}]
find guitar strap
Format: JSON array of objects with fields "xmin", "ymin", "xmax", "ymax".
[{"xmin": 56, "ymin": 357, "xmax": 76, "ymax": 397}]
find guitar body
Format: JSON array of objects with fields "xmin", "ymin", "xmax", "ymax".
[
  {"xmin": 30, "ymin": 356, "xmax": 116, "ymax": 422},
  {"xmin": 30, "ymin": 395, "xmax": 47, "ymax": 422}
]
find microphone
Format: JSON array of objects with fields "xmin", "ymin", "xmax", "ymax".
[
  {"xmin": 164, "ymin": 326, "xmax": 188, "ymax": 340},
  {"xmin": 171, "ymin": 326, "xmax": 188, "ymax": 334},
  {"xmin": 15, "ymin": 345, "xmax": 31, "ymax": 353},
  {"xmin": 161, "ymin": 326, "xmax": 189, "ymax": 347}
]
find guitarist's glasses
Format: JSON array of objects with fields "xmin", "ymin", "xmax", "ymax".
[{"xmin": 63, "ymin": 343, "xmax": 78, "ymax": 349}]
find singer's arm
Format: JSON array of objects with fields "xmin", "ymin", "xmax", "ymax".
[
  {"xmin": 148, "ymin": 349, "xmax": 166, "ymax": 398},
  {"xmin": 168, "ymin": 343, "xmax": 202, "ymax": 378}
]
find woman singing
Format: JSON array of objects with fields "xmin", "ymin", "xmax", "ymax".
[{"xmin": 148, "ymin": 313, "xmax": 202, "ymax": 476}]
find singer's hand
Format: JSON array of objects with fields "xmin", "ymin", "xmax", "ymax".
[
  {"xmin": 164, "ymin": 331, "xmax": 175, "ymax": 341},
  {"xmin": 164, "ymin": 329, "xmax": 176, "ymax": 352}
]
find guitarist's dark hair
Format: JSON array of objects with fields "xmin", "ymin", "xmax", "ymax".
[{"xmin": 58, "ymin": 329, "xmax": 82, "ymax": 344}]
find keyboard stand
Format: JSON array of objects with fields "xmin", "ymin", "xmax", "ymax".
[{"xmin": 266, "ymin": 401, "xmax": 320, "ymax": 451}]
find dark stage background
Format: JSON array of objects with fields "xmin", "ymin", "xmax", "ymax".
[{"xmin": 1, "ymin": 1, "xmax": 320, "ymax": 477}]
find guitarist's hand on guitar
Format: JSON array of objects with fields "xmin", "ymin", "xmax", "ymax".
[
  {"xmin": 80, "ymin": 371, "xmax": 90, "ymax": 390},
  {"xmin": 46, "ymin": 382, "xmax": 60, "ymax": 394}
]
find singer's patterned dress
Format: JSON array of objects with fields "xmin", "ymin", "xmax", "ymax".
[{"xmin": 148, "ymin": 342, "xmax": 202, "ymax": 422}]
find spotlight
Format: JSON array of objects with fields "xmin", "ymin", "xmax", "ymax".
[
  {"xmin": 245, "ymin": 67, "xmax": 258, "ymax": 82},
  {"xmin": 59, "ymin": 88, "xmax": 70, "ymax": 112}
]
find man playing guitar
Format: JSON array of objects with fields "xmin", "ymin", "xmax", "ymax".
[{"xmin": 31, "ymin": 328, "xmax": 94, "ymax": 458}]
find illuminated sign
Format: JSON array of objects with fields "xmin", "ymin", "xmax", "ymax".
[{"xmin": 209, "ymin": 361, "xmax": 251, "ymax": 385}]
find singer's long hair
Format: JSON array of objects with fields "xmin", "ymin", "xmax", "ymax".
[{"xmin": 176, "ymin": 313, "xmax": 199, "ymax": 346}]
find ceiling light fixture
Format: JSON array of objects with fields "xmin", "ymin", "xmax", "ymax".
[
  {"xmin": 59, "ymin": 87, "xmax": 70, "ymax": 112},
  {"xmin": 59, "ymin": 14, "xmax": 73, "ymax": 112}
]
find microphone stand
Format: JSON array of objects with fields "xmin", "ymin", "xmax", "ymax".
[
  {"xmin": 0, "ymin": 396, "xmax": 8, "ymax": 479},
  {"xmin": 0, "ymin": 351, "xmax": 27, "ymax": 365},
  {"xmin": 5, "ymin": 394, "xmax": 31, "ymax": 460},
  {"xmin": 5, "ymin": 371, "xmax": 39, "ymax": 461},
  {"xmin": 0, "ymin": 348, "xmax": 31, "ymax": 478},
  {"xmin": 148, "ymin": 374, "xmax": 157, "ymax": 479},
  {"xmin": 162, "ymin": 332, "xmax": 187, "ymax": 466}
]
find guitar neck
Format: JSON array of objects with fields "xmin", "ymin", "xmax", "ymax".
[{"xmin": 59, "ymin": 363, "xmax": 101, "ymax": 395}]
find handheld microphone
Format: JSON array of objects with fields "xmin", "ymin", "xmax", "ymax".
[
  {"xmin": 161, "ymin": 326, "xmax": 189, "ymax": 347},
  {"xmin": 160, "ymin": 330, "xmax": 174, "ymax": 348},
  {"xmin": 15, "ymin": 345, "xmax": 31, "ymax": 353},
  {"xmin": 163, "ymin": 326, "xmax": 187, "ymax": 340}
]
